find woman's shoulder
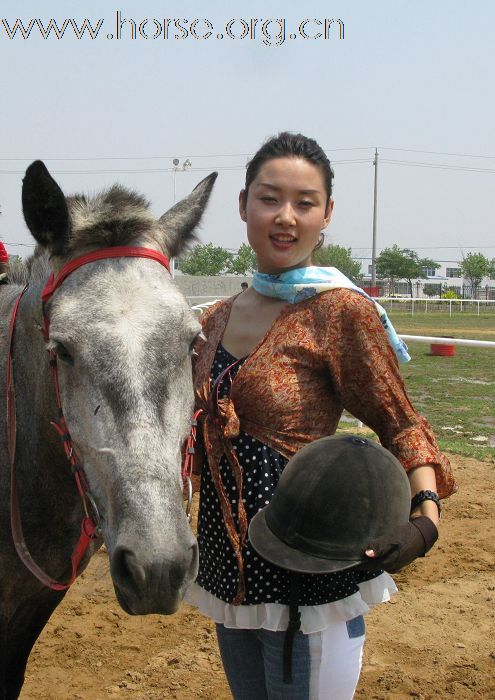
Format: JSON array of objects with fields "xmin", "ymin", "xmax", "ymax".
[{"xmin": 307, "ymin": 287, "xmax": 377, "ymax": 319}]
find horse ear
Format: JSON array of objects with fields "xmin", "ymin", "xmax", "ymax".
[
  {"xmin": 158, "ymin": 172, "xmax": 218, "ymax": 258},
  {"xmin": 22, "ymin": 161, "xmax": 70, "ymax": 256}
]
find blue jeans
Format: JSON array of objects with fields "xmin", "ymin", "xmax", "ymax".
[{"xmin": 216, "ymin": 617, "xmax": 365, "ymax": 700}]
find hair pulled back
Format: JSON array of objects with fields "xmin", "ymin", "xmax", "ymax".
[{"xmin": 245, "ymin": 132, "xmax": 334, "ymax": 206}]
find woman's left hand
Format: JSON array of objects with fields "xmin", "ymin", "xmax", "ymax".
[{"xmin": 362, "ymin": 516, "xmax": 439, "ymax": 573}]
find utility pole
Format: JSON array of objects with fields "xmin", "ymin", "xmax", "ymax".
[{"xmin": 371, "ymin": 148, "xmax": 378, "ymax": 287}]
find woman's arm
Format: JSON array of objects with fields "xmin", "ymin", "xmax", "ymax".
[
  {"xmin": 324, "ymin": 290, "xmax": 456, "ymax": 501},
  {"xmin": 322, "ymin": 292, "xmax": 452, "ymax": 571},
  {"xmin": 408, "ymin": 465, "xmax": 441, "ymax": 526}
]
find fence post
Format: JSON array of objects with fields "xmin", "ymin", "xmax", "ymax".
[
  {"xmin": 478, "ymin": 300, "xmax": 480, "ymax": 316},
  {"xmin": 412, "ymin": 299, "xmax": 415, "ymax": 316},
  {"xmin": 449, "ymin": 299, "xmax": 452, "ymax": 318}
]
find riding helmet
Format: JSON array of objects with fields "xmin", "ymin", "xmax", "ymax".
[{"xmin": 248, "ymin": 434, "xmax": 411, "ymax": 573}]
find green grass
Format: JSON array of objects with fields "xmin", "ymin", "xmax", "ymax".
[
  {"xmin": 339, "ymin": 313, "xmax": 495, "ymax": 459},
  {"xmin": 392, "ymin": 312, "xmax": 494, "ymax": 459}
]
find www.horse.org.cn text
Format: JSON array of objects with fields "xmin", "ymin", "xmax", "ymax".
[{"xmin": 0, "ymin": 14, "xmax": 345, "ymax": 46}]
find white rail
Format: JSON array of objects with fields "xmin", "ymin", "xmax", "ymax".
[
  {"xmin": 190, "ymin": 300, "xmax": 223, "ymax": 315},
  {"xmin": 400, "ymin": 335, "xmax": 495, "ymax": 348}
]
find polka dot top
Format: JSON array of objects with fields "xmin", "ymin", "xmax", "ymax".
[{"xmin": 196, "ymin": 343, "xmax": 382, "ymax": 606}]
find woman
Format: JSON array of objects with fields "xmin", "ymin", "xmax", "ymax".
[{"xmin": 186, "ymin": 133, "xmax": 456, "ymax": 699}]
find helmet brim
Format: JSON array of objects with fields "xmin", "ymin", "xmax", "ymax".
[{"xmin": 248, "ymin": 507, "xmax": 366, "ymax": 574}]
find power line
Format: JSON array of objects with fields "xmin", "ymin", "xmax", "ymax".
[
  {"xmin": 380, "ymin": 146, "xmax": 495, "ymax": 160},
  {"xmin": 2, "ymin": 159, "xmax": 494, "ymax": 176},
  {"xmin": 0, "ymin": 158, "xmax": 372, "ymax": 176},
  {"xmin": 0, "ymin": 147, "xmax": 375, "ymax": 163},
  {"xmin": 1, "ymin": 242, "xmax": 36, "ymax": 248},
  {"xmin": 381, "ymin": 159, "xmax": 495, "ymax": 174},
  {"xmin": 0, "ymin": 154, "xmax": 251, "ymax": 163},
  {"xmin": 3, "ymin": 145, "xmax": 495, "ymax": 162}
]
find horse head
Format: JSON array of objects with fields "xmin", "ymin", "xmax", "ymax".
[{"xmin": 21, "ymin": 161, "xmax": 217, "ymax": 614}]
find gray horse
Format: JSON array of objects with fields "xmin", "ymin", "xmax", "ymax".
[{"xmin": 0, "ymin": 161, "xmax": 216, "ymax": 699}]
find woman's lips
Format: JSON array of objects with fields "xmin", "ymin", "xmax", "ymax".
[{"xmin": 269, "ymin": 234, "xmax": 297, "ymax": 249}]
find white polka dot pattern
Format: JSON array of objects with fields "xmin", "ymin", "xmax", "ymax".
[{"xmin": 196, "ymin": 344, "xmax": 382, "ymax": 606}]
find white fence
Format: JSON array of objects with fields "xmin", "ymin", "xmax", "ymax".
[
  {"xmin": 378, "ymin": 297, "xmax": 495, "ymax": 316},
  {"xmin": 189, "ymin": 296, "xmax": 495, "ymax": 317}
]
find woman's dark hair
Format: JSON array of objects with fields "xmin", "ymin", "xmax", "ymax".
[{"xmin": 245, "ymin": 132, "xmax": 334, "ymax": 206}]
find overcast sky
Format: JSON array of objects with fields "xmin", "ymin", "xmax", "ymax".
[{"xmin": 1, "ymin": 0, "xmax": 494, "ymax": 263}]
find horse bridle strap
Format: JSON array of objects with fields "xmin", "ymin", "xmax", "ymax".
[
  {"xmin": 41, "ymin": 246, "xmax": 170, "ymax": 339},
  {"xmin": 6, "ymin": 284, "xmax": 87, "ymax": 591},
  {"xmin": 42, "ymin": 246, "xmax": 170, "ymax": 302},
  {"xmin": 8, "ymin": 246, "xmax": 170, "ymax": 590}
]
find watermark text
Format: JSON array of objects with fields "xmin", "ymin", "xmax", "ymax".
[{"xmin": 1, "ymin": 13, "xmax": 345, "ymax": 46}]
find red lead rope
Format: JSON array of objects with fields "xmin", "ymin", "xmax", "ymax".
[
  {"xmin": 8, "ymin": 246, "xmax": 171, "ymax": 590},
  {"xmin": 7, "ymin": 285, "xmax": 98, "ymax": 590}
]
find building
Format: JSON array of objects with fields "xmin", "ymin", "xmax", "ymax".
[{"xmin": 358, "ymin": 259, "xmax": 495, "ymax": 299}]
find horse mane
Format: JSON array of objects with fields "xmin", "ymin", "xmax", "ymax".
[
  {"xmin": 9, "ymin": 185, "xmax": 169, "ymax": 286},
  {"xmin": 66, "ymin": 185, "xmax": 158, "ymax": 252},
  {"xmin": 7, "ymin": 247, "xmax": 50, "ymax": 286}
]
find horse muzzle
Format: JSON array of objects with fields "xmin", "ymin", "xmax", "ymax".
[{"xmin": 110, "ymin": 539, "xmax": 199, "ymax": 615}]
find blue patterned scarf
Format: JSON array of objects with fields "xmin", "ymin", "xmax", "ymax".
[{"xmin": 253, "ymin": 266, "xmax": 410, "ymax": 364}]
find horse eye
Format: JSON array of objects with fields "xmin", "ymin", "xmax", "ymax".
[{"xmin": 55, "ymin": 343, "xmax": 74, "ymax": 365}]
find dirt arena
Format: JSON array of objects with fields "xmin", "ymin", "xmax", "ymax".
[{"xmin": 21, "ymin": 453, "xmax": 495, "ymax": 699}]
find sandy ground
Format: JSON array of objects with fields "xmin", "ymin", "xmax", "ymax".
[{"xmin": 21, "ymin": 453, "xmax": 495, "ymax": 700}]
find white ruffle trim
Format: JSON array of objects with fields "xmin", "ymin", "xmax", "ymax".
[{"xmin": 184, "ymin": 573, "xmax": 398, "ymax": 634}]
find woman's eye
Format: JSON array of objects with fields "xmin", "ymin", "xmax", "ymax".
[
  {"xmin": 261, "ymin": 196, "xmax": 277, "ymax": 203},
  {"xmin": 55, "ymin": 343, "xmax": 73, "ymax": 365},
  {"xmin": 299, "ymin": 200, "xmax": 314, "ymax": 208}
]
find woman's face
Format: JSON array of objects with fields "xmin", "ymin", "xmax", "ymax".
[{"xmin": 239, "ymin": 157, "xmax": 333, "ymax": 274}]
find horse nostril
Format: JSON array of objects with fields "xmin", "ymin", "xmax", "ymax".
[{"xmin": 112, "ymin": 547, "xmax": 146, "ymax": 599}]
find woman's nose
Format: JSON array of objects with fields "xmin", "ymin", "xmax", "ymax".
[{"xmin": 274, "ymin": 202, "xmax": 296, "ymax": 226}]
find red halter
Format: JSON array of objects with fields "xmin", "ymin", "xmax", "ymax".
[{"xmin": 8, "ymin": 246, "xmax": 170, "ymax": 590}]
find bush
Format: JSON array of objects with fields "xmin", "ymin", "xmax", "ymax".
[{"xmin": 441, "ymin": 289, "xmax": 461, "ymax": 299}]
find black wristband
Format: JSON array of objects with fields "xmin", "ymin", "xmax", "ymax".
[
  {"xmin": 410, "ymin": 490, "xmax": 441, "ymax": 517},
  {"xmin": 409, "ymin": 516, "xmax": 439, "ymax": 554}
]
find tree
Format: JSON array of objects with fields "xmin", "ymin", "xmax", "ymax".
[
  {"xmin": 227, "ymin": 243, "xmax": 257, "ymax": 275},
  {"xmin": 460, "ymin": 253, "xmax": 491, "ymax": 298},
  {"xmin": 313, "ymin": 244, "xmax": 363, "ymax": 283},
  {"xmin": 376, "ymin": 245, "xmax": 440, "ymax": 297},
  {"xmin": 179, "ymin": 243, "xmax": 233, "ymax": 276}
]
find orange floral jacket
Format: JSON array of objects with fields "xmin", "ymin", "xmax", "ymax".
[
  {"xmin": 193, "ymin": 289, "xmax": 456, "ymax": 500},
  {"xmin": 192, "ymin": 289, "xmax": 457, "ymax": 602}
]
